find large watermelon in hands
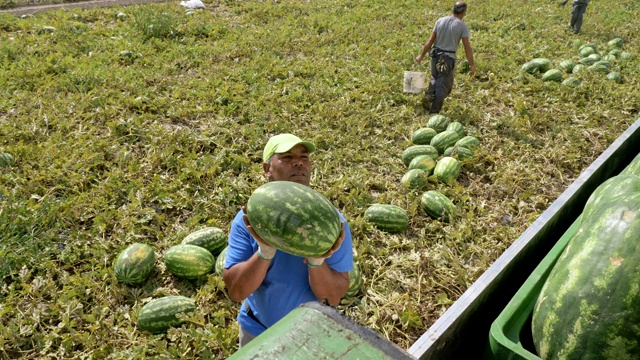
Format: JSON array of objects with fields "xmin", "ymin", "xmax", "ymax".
[
  {"xmin": 137, "ymin": 296, "xmax": 196, "ymax": 334},
  {"xmin": 246, "ymin": 181, "xmax": 341, "ymax": 257},
  {"xmin": 532, "ymin": 193, "xmax": 640, "ymax": 359},
  {"xmin": 114, "ymin": 243, "xmax": 156, "ymax": 286}
]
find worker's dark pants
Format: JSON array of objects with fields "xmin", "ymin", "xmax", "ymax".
[
  {"xmin": 570, "ymin": 2, "xmax": 588, "ymax": 33},
  {"xmin": 426, "ymin": 55, "xmax": 455, "ymax": 114}
]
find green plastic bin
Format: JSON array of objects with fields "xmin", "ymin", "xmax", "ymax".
[{"xmin": 488, "ymin": 216, "xmax": 582, "ymax": 359}]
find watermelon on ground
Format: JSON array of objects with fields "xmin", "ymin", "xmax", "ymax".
[
  {"xmin": 182, "ymin": 227, "xmax": 227, "ymax": 256},
  {"xmin": 164, "ymin": 244, "xmax": 215, "ymax": 279},
  {"xmin": 408, "ymin": 155, "xmax": 437, "ymax": 174},
  {"xmin": 412, "ymin": 127, "xmax": 438, "ymax": 145},
  {"xmin": 363, "ymin": 204, "xmax": 409, "ymax": 233},
  {"xmin": 344, "ymin": 262, "xmax": 362, "ymax": 298},
  {"xmin": 542, "ymin": 69, "xmax": 562, "ymax": 82},
  {"xmin": 114, "ymin": 243, "xmax": 156, "ymax": 286},
  {"xmin": 401, "ymin": 169, "xmax": 428, "ymax": 190},
  {"xmin": 420, "ymin": 191, "xmax": 456, "ymax": 222},
  {"xmin": 215, "ymin": 246, "xmax": 228, "ymax": 276},
  {"xmin": 137, "ymin": 296, "xmax": 196, "ymax": 334},
  {"xmin": 433, "ymin": 157, "xmax": 462, "ymax": 184},
  {"xmin": 0, "ymin": 153, "xmax": 15, "ymax": 167},
  {"xmin": 426, "ymin": 114, "xmax": 450, "ymax": 133},
  {"xmin": 402, "ymin": 145, "xmax": 439, "ymax": 166},
  {"xmin": 561, "ymin": 77, "xmax": 581, "ymax": 87}
]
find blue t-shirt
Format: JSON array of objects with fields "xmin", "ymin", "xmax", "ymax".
[{"xmin": 225, "ymin": 208, "xmax": 353, "ymax": 337}]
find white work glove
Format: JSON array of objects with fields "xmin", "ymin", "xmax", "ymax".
[
  {"xmin": 257, "ymin": 241, "xmax": 276, "ymax": 261},
  {"xmin": 242, "ymin": 207, "xmax": 276, "ymax": 261},
  {"xmin": 305, "ymin": 222, "xmax": 346, "ymax": 268}
]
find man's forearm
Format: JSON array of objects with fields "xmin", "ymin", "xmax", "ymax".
[
  {"xmin": 223, "ymin": 254, "xmax": 271, "ymax": 302},
  {"xmin": 308, "ymin": 265, "xmax": 350, "ymax": 306}
]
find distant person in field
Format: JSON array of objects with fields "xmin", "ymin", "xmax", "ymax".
[
  {"xmin": 415, "ymin": 1, "xmax": 476, "ymax": 114},
  {"xmin": 560, "ymin": 0, "xmax": 589, "ymax": 34},
  {"xmin": 222, "ymin": 133, "xmax": 353, "ymax": 348}
]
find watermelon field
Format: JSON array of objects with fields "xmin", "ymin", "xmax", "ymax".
[{"xmin": 1, "ymin": 0, "xmax": 639, "ymax": 358}]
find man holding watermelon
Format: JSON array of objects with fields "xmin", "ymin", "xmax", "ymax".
[
  {"xmin": 415, "ymin": 1, "xmax": 476, "ymax": 114},
  {"xmin": 222, "ymin": 133, "xmax": 354, "ymax": 348}
]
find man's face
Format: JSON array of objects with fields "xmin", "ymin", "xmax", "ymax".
[{"xmin": 264, "ymin": 144, "xmax": 311, "ymax": 186}]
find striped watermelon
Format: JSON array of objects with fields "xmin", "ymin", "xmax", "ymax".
[
  {"xmin": 137, "ymin": 295, "xmax": 196, "ymax": 334},
  {"xmin": 363, "ymin": 204, "xmax": 409, "ymax": 233},
  {"xmin": 114, "ymin": 243, "xmax": 156, "ymax": 286},
  {"xmin": 181, "ymin": 227, "xmax": 227, "ymax": 256},
  {"xmin": 164, "ymin": 244, "xmax": 215, "ymax": 279},
  {"xmin": 446, "ymin": 122, "xmax": 465, "ymax": 138},
  {"xmin": 530, "ymin": 58, "xmax": 551, "ymax": 72},
  {"xmin": 402, "ymin": 145, "xmax": 438, "ymax": 166},
  {"xmin": 622, "ymin": 152, "xmax": 640, "ymax": 176},
  {"xmin": 532, "ymin": 193, "xmax": 640, "ymax": 359},
  {"xmin": 454, "ymin": 135, "xmax": 480, "ymax": 150},
  {"xmin": 344, "ymin": 262, "xmax": 362, "ymax": 298},
  {"xmin": 426, "ymin": 114, "xmax": 450, "ymax": 133},
  {"xmin": 401, "ymin": 169, "xmax": 428, "ymax": 190},
  {"xmin": 430, "ymin": 130, "xmax": 462, "ymax": 154},
  {"xmin": 0, "ymin": 152, "xmax": 14, "ymax": 167},
  {"xmin": 434, "ymin": 157, "xmax": 462, "ymax": 184},
  {"xmin": 443, "ymin": 146, "xmax": 474, "ymax": 160},
  {"xmin": 412, "ymin": 127, "xmax": 438, "ymax": 145},
  {"xmin": 215, "ymin": 246, "xmax": 227, "ymax": 276},
  {"xmin": 246, "ymin": 181, "xmax": 341, "ymax": 257},
  {"xmin": 408, "ymin": 155, "xmax": 437, "ymax": 174},
  {"xmin": 420, "ymin": 191, "xmax": 456, "ymax": 222},
  {"xmin": 582, "ymin": 174, "xmax": 640, "ymax": 221}
]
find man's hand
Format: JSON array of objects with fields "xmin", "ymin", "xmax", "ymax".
[
  {"xmin": 469, "ymin": 63, "xmax": 477, "ymax": 76},
  {"xmin": 559, "ymin": 0, "xmax": 568, "ymax": 6},
  {"xmin": 415, "ymin": 54, "xmax": 425, "ymax": 63},
  {"xmin": 242, "ymin": 207, "xmax": 276, "ymax": 260},
  {"xmin": 305, "ymin": 222, "xmax": 346, "ymax": 267}
]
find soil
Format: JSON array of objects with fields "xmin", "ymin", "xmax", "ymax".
[{"xmin": 1, "ymin": 0, "xmax": 169, "ymax": 17}]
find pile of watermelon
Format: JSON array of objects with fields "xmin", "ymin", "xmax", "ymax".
[
  {"xmin": 364, "ymin": 114, "xmax": 481, "ymax": 234},
  {"xmin": 113, "ymin": 226, "xmax": 228, "ymax": 333},
  {"xmin": 518, "ymin": 36, "xmax": 633, "ymax": 87},
  {"xmin": 531, "ymin": 151, "xmax": 640, "ymax": 358}
]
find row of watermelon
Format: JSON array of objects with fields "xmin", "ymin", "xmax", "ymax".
[
  {"xmin": 364, "ymin": 114, "xmax": 480, "ymax": 233},
  {"xmin": 520, "ymin": 37, "xmax": 632, "ymax": 87},
  {"xmin": 114, "ymin": 226, "xmax": 228, "ymax": 286},
  {"xmin": 116, "ymin": 222, "xmax": 363, "ymax": 333},
  {"xmin": 531, "ymin": 151, "xmax": 640, "ymax": 359}
]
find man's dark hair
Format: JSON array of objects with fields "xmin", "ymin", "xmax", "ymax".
[{"xmin": 453, "ymin": 1, "xmax": 467, "ymax": 14}]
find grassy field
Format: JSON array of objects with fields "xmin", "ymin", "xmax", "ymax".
[{"xmin": 1, "ymin": 0, "xmax": 639, "ymax": 358}]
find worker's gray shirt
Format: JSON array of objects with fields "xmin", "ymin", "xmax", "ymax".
[{"xmin": 432, "ymin": 15, "xmax": 470, "ymax": 60}]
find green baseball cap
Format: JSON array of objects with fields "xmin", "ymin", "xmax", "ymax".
[{"xmin": 262, "ymin": 134, "xmax": 316, "ymax": 163}]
